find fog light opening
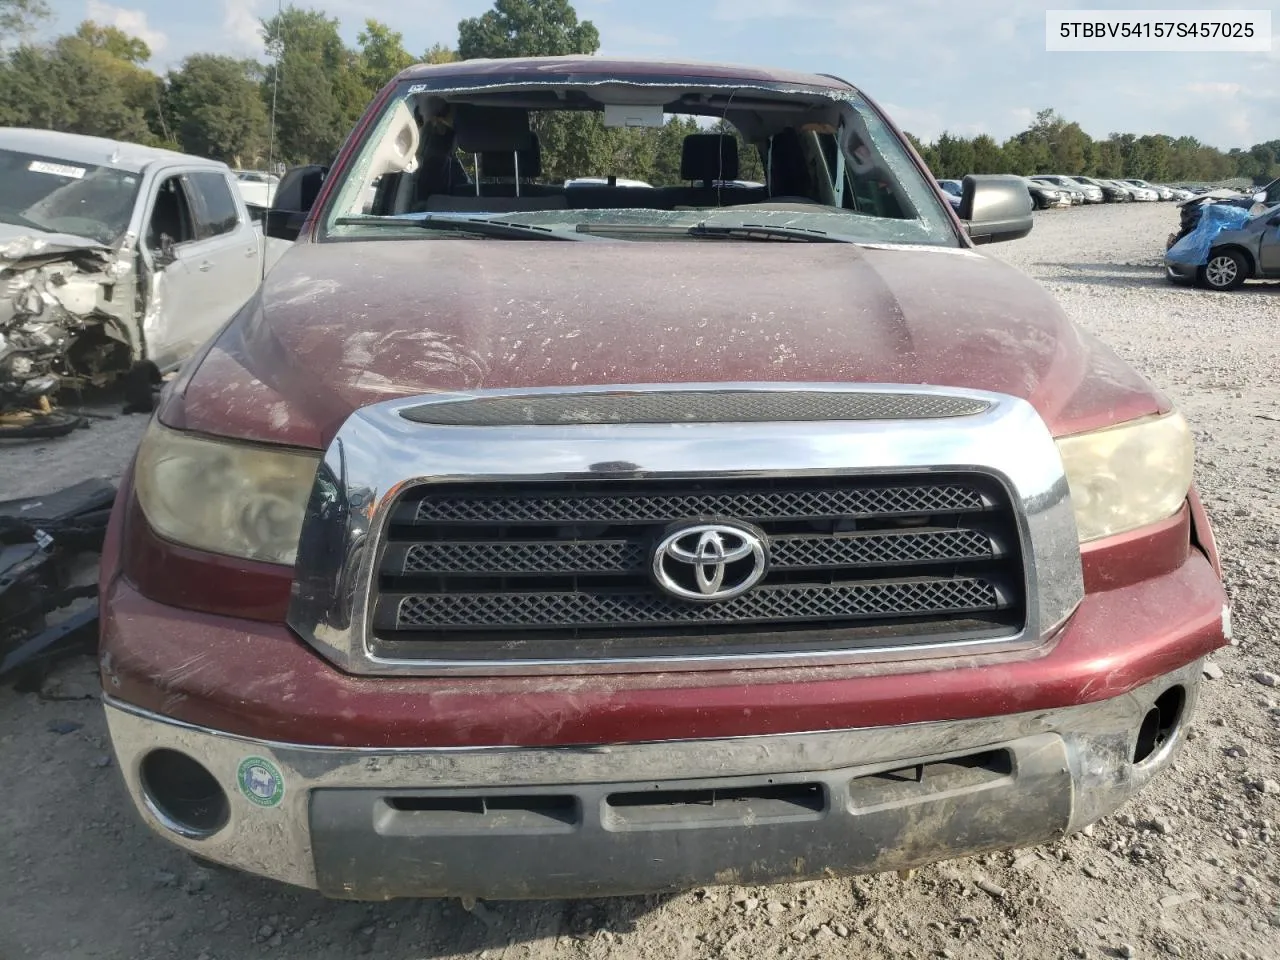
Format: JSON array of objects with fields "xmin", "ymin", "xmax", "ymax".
[
  {"xmin": 1133, "ymin": 685, "xmax": 1187, "ymax": 765},
  {"xmin": 139, "ymin": 749, "xmax": 229, "ymax": 839}
]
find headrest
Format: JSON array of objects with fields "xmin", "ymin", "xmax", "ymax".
[
  {"xmin": 479, "ymin": 134, "xmax": 542, "ymax": 179},
  {"xmin": 453, "ymin": 103, "xmax": 534, "ymax": 153},
  {"xmin": 681, "ymin": 134, "xmax": 739, "ymax": 182}
]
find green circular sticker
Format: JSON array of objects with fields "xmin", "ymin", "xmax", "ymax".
[{"xmin": 237, "ymin": 756, "xmax": 285, "ymax": 807}]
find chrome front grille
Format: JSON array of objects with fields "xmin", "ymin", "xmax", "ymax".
[
  {"xmin": 286, "ymin": 384, "xmax": 1085, "ymax": 675},
  {"xmin": 370, "ymin": 475, "xmax": 1023, "ymax": 661}
]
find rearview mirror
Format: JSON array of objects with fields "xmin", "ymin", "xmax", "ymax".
[
  {"xmin": 265, "ymin": 164, "xmax": 328, "ymax": 242},
  {"xmin": 959, "ymin": 174, "xmax": 1034, "ymax": 245}
]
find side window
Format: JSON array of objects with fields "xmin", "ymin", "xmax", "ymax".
[
  {"xmin": 188, "ymin": 171, "xmax": 241, "ymax": 239},
  {"xmin": 146, "ymin": 175, "xmax": 196, "ymax": 251}
]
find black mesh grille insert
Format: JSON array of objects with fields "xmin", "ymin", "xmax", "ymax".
[
  {"xmin": 391, "ymin": 579, "xmax": 1002, "ymax": 629},
  {"xmin": 373, "ymin": 474, "xmax": 1026, "ymax": 661},
  {"xmin": 412, "ymin": 484, "xmax": 987, "ymax": 524},
  {"xmin": 398, "ymin": 391, "xmax": 991, "ymax": 426}
]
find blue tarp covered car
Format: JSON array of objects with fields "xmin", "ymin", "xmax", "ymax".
[{"xmin": 1165, "ymin": 201, "xmax": 1280, "ymax": 290}]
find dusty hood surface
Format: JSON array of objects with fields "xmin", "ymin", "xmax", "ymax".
[{"xmin": 169, "ymin": 238, "xmax": 1165, "ymax": 448}]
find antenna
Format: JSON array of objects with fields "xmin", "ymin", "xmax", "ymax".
[
  {"xmin": 265, "ymin": 0, "xmax": 283, "ymax": 182},
  {"xmin": 262, "ymin": 0, "xmax": 284, "ymax": 283}
]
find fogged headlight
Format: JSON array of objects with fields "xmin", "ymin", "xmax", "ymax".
[
  {"xmin": 134, "ymin": 420, "xmax": 320, "ymax": 565},
  {"xmin": 1056, "ymin": 412, "xmax": 1194, "ymax": 543}
]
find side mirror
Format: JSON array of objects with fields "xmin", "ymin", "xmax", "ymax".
[
  {"xmin": 959, "ymin": 174, "xmax": 1034, "ymax": 245},
  {"xmin": 265, "ymin": 164, "xmax": 328, "ymax": 242},
  {"xmin": 152, "ymin": 235, "xmax": 177, "ymax": 267}
]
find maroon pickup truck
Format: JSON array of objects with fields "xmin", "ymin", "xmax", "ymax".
[{"xmin": 99, "ymin": 57, "xmax": 1229, "ymax": 901}]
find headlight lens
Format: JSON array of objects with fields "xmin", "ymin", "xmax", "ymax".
[
  {"xmin": 1056, "ymin": 412, "xmax": 1194, "ymax": 543},
  {"xmin": 134, "ymin": 420, "xmax": 320, "ymax": 565}
]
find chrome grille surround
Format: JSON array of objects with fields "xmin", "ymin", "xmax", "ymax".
[{"xmin": 287, "ymin": 383, "xmax": 1084, "ymax": 676}]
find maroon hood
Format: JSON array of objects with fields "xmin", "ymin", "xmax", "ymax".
[{"xmin": 165, "ymin": 238, "xmax": 1166, "ymax": 449}]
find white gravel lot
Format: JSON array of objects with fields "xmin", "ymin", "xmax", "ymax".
[{"xmin": 2, "ymin": 201, "xmax": 1278, "ymax": 960}]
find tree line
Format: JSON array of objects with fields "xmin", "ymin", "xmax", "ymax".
[
  {"xmin": 908, "ymin": 111, "xmax": 1278, "ymax": 185},
  {"xmin": 0, "ymin": 0, "xmax": 1273, "ymax": 187}
]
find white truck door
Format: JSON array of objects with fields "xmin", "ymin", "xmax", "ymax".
[
  {"xmin": 140, "ymin": 172, "xmax": 206, "ymax": 371},
  {"xmin": 183, "ymin": 169, "xmax": 264, "ymax": 338}
]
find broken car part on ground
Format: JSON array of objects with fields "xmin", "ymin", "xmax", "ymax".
[{"xmin": 1, "ymin": 479, "xmax": 114, "ymax": 681}]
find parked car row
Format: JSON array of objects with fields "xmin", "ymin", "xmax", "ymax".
[{"xmin": 937, "ymin": 173, "xmax": 1198, "ymax": 212}]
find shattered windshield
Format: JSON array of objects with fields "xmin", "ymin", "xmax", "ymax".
[
  {"xmin": 0, "ymin": 149, "xmax": 141, "ymax": 245},
  {"xmin": 323, "ymin": 76, "xmax": 958, "ymax": 247}
]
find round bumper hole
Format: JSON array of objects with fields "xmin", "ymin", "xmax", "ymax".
[
  {"xmin": 139, "ymin": 749, "xmax": 229, "ymax": 839},
  {"xmin": 1133, "ymin": 685, "xmax": 1187, "ymax": 765}
]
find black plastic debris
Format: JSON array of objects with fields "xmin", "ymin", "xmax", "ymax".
[{"xmin": 0, "ymin": 478, "xmax": 116, "ymax": 680}]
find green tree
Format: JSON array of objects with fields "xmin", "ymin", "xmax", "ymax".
[
  {"xmin": 457, "ymin": 0, "xmax": 599, "ymax": 60},
  {"xmin": 1049, "ymin": 121, "xmax": 1091, "ymax": 173},
  {"xmin": 934, "ymin": 132, "xmax": 974, "ymax": 178},
  {"xmin": 166, "ymin": 54, "xmax": 268, "ymax": 164},
  {"xmin": 0, "ymin": 33, "xmax": 156, "ymax": 140},
  {"xmin": 75, "ymin": 20, "xmax": 150, "ymax": 63},
  {"xmin": 969, "ymin": 134, "xmax": 1004, "ymax": 173},
  {"xmin": 356, "ymin": 19, "xmax": 413, "ymax": 91},
  {"xmin": 422, "ymin": 43, "xmax": 458, "ymax": 64},
  {"xmin": 904, "ymin": 131, "xmax": 940, "ymax": 174},
  {"xmin": 261, "ymin": 6, "xmax": 366, "ymax": 164},
  {"xmin": 458, "ymin": 0, "xmax": 602, "ymax": 180},
  {"xmin": 0, "ymin": 0, "xmax": 49, "ymax": 44},
  {"xmin": 999, "ymin": 137, "xmax": 1031, "ymax": 175},
  {"xmin": 1092, "ymin": 139, "xmax": 1124, "ymax": 178}
]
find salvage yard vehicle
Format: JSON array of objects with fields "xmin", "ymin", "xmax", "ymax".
[
  {"xmin": 0, "ymin": 129, "xmax": 290, "ymax": 435},
  {"xmin": 936, "ymin": 178, "xmax": 963, "ymax": 210},
  {"xmin": 1072, "ymin": 175, "xmax": 1132, "ymax": 203},
  {"xmin": 1030, "ymin": 175, "xmax": 1085, "ymax": 205},
  {"xmin": 1059, "ymin": 176, "xmax": 1105, "ymax": 204},
  {"xmin": 1165, "ymin": 202, "xmax": 1280, "ymax": 290},
  {"xmin": 99, "ymin": 56, "xmax": 1229, "ymax": 901},
  {"xmin": 1026, "ymin": 177, "xmax": 1072, "ymax": 209}
]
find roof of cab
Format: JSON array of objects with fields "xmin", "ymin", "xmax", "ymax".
[
  {"xmin": 0, "ymin": 127, "xmax": 228, "ymax": 175},
  {"xmin": 397, "ymin": 55, "xmax": 855, "ymax": 91}
]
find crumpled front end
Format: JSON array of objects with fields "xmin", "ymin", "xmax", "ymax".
[{"xmin": 0, "ymin": 234, "xmax": 139, "ymax": 424}]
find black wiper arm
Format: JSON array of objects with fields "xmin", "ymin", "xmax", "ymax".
[
  {"xmin": 333, "ymin": 214, "xmax": 597, "ymax": 241},
  {"xmin": 687, "ymin": 222, "xmax": 853, "ymax": 243},
  {"xmin": 572, "ymin": 221, "xmax": 856, "ymax": 243}
]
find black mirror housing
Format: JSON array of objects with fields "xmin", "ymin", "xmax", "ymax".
[
  {"xmin": 959, "ymin": 174, "xmax": 1034, "ymax": 245},
  {"xmin": 265, "ymin": 164, "xmax": 329, "ymax": 241}
]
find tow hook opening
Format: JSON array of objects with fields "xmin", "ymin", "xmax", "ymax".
[
  {"xmin": 1133, "ymin": 686, "xmax": 1187, "ymax": 765},
  {"xmin": 139, "ymin": 749, "xmax": 229, "ymax": 839}
]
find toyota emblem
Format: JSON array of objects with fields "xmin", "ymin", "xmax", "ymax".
[{"xmin": 651, "ymin": 522, "xmax": 769, "ymax": 602}]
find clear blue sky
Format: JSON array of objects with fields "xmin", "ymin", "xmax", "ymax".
[{"xmin": 40, "ymin": 0, "xmax": 1280, "ymax": 150}]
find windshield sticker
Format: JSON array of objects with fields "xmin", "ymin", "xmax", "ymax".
[{"xmin": 28, "ymin": 160, "xmax": 86, "ymax": 179}]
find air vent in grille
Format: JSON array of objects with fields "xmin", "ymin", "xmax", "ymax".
[
  {"xmin": 398, "ymin": 391, "xmax": 991, "ymax": 426},
  {"xmin": 371, "ymin": 475, "xmax": 1026, "ymax": 662}
]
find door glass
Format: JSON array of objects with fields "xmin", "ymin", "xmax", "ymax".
[
  {"xmin": 188, "ymin": 171, "xmax": 241, "ymax": 239},
  {"xmin": 147, "ymin": 176, "xmax": 196, "ymax": 250}
]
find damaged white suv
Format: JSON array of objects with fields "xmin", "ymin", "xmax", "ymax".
[{"xmin": 0, "ymin": 128, "xmax": 289, "ymax": 437}]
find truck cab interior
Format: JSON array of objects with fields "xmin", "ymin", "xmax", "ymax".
[{"xmin": 352, "ymin": 90, "xmax": 916, "ymax": 222}]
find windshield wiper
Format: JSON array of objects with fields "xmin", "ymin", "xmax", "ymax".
[
  {"xmin": 573, "ymin": 221, "xmax": 856, "ymax": 243},
  {"xmin": 333, "ymin": 214, "xmax": 595, "ymax": 241},
  {"xmin": 688, "ymin": 222, "xmax": 854, "ymax": 243}
]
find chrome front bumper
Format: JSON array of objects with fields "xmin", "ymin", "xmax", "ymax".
[{"xmin": 104, "ymin": 660, "xmax": 1200, "ymax": 900}]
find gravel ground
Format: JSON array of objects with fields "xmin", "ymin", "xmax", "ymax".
[{"xmin": 2, "ymin": 202, "xmax": 1278, "ymax": 960}]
